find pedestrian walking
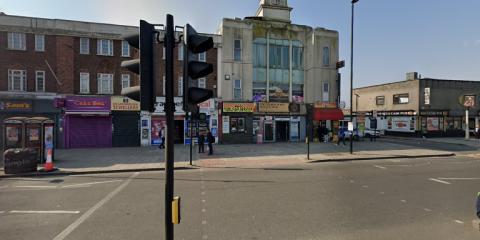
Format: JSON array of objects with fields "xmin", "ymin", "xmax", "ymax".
[
  {"xmin": 207, "ymin": 130, "xmax": 215, "ymax": 155},
  {"xmin": 198, "ymin": 133, "xmax": 205, "ymax": 153},
  {"xmin": 370, "ymin": 131, "xmax": 376, "ymax": 142},
  {"xmin": 337, "ymin": 128, "xmax": 346, "ymax": 145},
  {"xmin": 158, "ymin": 127, "xmax": 165, "ymax": 149}
]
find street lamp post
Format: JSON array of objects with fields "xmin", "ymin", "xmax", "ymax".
[{"xmin": 350, "ymin": 0, "xmax": 359, "ymax": 154}]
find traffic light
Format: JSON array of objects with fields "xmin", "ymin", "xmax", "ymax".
[
  {"xmin": 183, "ymin": 24, "xmax": 214, "ymax": 113},
  {"xmin": 121, "ymin": 20, "xmax": 156, "ymax": 112},
  {"xmin": 336, "ymin": 60, "xmax": 345, "ymax": 69}
]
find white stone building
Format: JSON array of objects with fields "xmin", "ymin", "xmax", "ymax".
[{"xmin": 217, "ymin": 0, "xmax": 342, "ymax": 143}]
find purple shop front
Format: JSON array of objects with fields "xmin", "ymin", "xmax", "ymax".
[{"xmin": 63, "ymin": 96, "xmax": 112, "ymax": 148}]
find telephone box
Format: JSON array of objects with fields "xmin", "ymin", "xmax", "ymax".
[{"xmin": 3, "ymin": 117, "xmax": 55, "ymax": 163}]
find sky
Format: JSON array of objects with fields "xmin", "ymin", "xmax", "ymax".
[{"xmin": 1, "ymin": 0, "xmax": 480, "ymax": 105}]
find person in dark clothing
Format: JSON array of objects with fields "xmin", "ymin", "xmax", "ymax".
[
  {"xmin": 316, "ymin": 126, "xmax": 322, "ymax": 142},
  {"xmin": 337, "ymin": 128, "xmax": 346, "ymax": 145},
  {"xmin": 207, "ymin": 131, "xmax": 215, "ymax": 155},
  {"xmin": 198, "ymin": 134, "xmax": 205, "ymax": 153},
  {"xmin": 158, "ymin": 127, "xmax": 165, "ymax": 149}
]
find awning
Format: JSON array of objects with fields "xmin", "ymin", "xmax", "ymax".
[{"xmin": 313, "ymin": 108, "xmax": 344, "ymax": 121}]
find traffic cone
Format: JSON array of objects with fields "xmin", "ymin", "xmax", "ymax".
[{"xmin": 43, "ymin": 149, "xmax": 55, "ymax": 172}]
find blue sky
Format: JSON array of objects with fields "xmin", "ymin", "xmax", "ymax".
[{"xmin": 1, "ymin": 0, "xmax": 480, "ymax": 105}]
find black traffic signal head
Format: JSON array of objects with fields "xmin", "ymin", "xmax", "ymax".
[
  {"xmin": 121, "ymin": 20, "xmax": 156, "ymax": 112},
  {"xmin": 183, "ymin": 24, "xmax": 214, "ymax": 112},
  {"xmin": 336, "ymin": 60, "xmax": 345, "ymax": 69}
]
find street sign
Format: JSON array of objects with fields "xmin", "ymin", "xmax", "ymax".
[{"xmin": 464, "ymin": 95, "xmax": 475, "ymax": 108}]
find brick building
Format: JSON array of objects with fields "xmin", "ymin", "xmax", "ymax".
[{"xmin": 0, "ymin": 13, "xmax": 220, "ymax": 150}]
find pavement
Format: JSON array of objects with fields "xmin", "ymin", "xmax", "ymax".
[{"xmin": 0, "ymin": 139, "xmax": 458, "ymax": 178}]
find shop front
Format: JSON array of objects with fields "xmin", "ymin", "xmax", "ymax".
[
  {"xmin": 312, "ymin": 102, "xmax": 344, "ymax": 139},
  {"xmin": 63, "ymin": 96, "xmax": 112, "ymax": 149},
  {"xmin": 152, "ymin": 97, "xmax": 185, "ymax": 145},
  {"xmin": 364, "ymin": 110, "xmax": 417, "ymax": 137},
  {"xmin": 255, "ymin": 102, "xmax": 305, "ymax": 143},
  {"xmin": 185, "ymin": 99, "xmax": 219, "ymax": 145},
  {"xmin": 419, "ymin": 110, "xmax": 448, "ymax": 137},
  {"xmin": 111, "ymin": 96, "xmax": 140, "ymax": 147},
  {"xmin": 221, "ymin": 102, "xmax": 256, "ymax": 144},
  {"xmin": 0, "ymin": 98, "xmax": 60, "ymax": 152}
]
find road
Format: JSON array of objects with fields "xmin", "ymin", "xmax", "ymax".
[{"xmin": 1, "ymin": 155, "xmax": 480, "ymax": 239}]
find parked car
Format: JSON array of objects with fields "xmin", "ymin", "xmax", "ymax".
[
  {"xmin": 364, "ymin": 129, "xmax": 382, "ymax": 138},
  {"xmin": 340, "ymin": 127, "xmax": 361, "ymax": 141}
]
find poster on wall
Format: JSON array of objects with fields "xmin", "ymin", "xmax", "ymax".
[
  {"xmin": 222, "ymin": 116, "xmax": 230, "ymax": 134},
  {"xmin": 44, "ymin": 125, "xmax": 54, "ymax": 160},
  {"xmin": 151, "ymin": 119, "xmax": 166, "ymax": 145},
  {"xmin": 6, "ymin": 126, "xmax": 19, "ymax": 142},
  {"xmin": 427, "ymin": 117, "xmax": 440, "ymax": 131},
  {"xmin": 390, "ymin": 117, "xmax": 415, "ymax": 132},
  {"xmin": 28, "ymin": 128, "xmax": 40, "ymax": 141}
]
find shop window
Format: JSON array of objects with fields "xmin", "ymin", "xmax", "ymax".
[
  {"xmin": 230, "ymin": 117, "xmax": 245, "ymax": 133},
  {"xmin": 393, "ymin": 93, "xmax": 409, "ymax": 104},
  {"xmin": 376, "ymin": 96, "xmax": 385, "ymax": 105}
]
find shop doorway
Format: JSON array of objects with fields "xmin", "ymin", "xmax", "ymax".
[
  {"xmin": 174, "ymin": 120, "xmax": 184, "ymax": 144},
  {"xmin": 264, "ymin": 122, "xmax": 275, "ymax": 142},
  {"xmin": 275, "ymin": 121, "xmax": 290, "ymax": 142}
]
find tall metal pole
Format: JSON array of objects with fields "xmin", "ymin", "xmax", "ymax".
[
  {"xmin": 164, "ymin": 14, "xmax": 175, "ymax": 240},
  {"xmin": 350, "ymin": 0, "xmax": 358, "ymax": 154},
  {"xmin": 307, "ymin": 119, "xmax": 310, "ymax": 160},
  {"xmin": 189, "ymin": 113, "xmax": 193, "ymax": 165}
]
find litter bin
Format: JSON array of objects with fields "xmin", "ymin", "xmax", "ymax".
[{"xmin": 4, "ymin": 148, "xmax": 38, "ymax": 174}]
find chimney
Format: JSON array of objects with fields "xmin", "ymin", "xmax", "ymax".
[{"xmin": 406, "ymin": 72, "xmax": 418, "ymax": 81}]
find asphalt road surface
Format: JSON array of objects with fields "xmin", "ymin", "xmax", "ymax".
[{"xmin": 1, "ymin": 156, "xmax": 480, "ymax": 239}]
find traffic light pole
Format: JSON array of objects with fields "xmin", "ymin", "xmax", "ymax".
[
  {"xmin": 189, "ymin": 113, "xmax": 193, "ymax": 165},
  {"xmin": 164, "ymin": 14, "xmax": 175, "ymax": 240}
]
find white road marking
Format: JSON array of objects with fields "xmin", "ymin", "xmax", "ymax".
[
  {"xmin": 400, "ymin": 200, "xmax": 407, "ymax": 203},
  {"xmin": 0, "ymin": 211, "xmax": 5, "ymax": 214},
  {"xmin": 373, "ymin": 165, "xmax": 386, "ymax": 170},
  {"xmin": 202, "ymin": 220, "xmax": 207, "ymax": 225},
  {"xmin": 11, "ymin": 180, "xmax": 123, "ymax": 190},
  {"xmin": 438, "ymin": 178, "xmax": 480, "ymax": 180},
  {"xmin": 424, "ymin": 208, "xmax": 432, "ymax": 212},
  {"xmin": 202, "ymin": 208, "xmax": 206, "ymax": 212},
  {"xmin": 202, "ymin": 199, "xmax": 206, "ymax": 203},
  {"xmin": 362, "ymin": 185, "xmax": 368, "ymax": 188},
  {"xmin": 9, "ymin": 210, "xmax": 80, "ymax": 214},
  {"xmin": 379, "ymin": 192, "xmax": 385, "ymax": 195},
  {"xmin": 15, "ymin": 185, "xmax": 57, "ymax": 188},
  {"xmin": 53, "ymin": 172, "xmax": 139, "ymax": 240},
  {"xmin": 201, "ymin": 191, "xmax": 205, "ymax": 195},
  {"xmin": 349, "ymin": 180, "xmax": 355, "ymax": 183},
  {"xmin": 429, "ymin": 178, "xmax": 451, "ymax": 185},
  {"xmin": 61, "ymin": 180, "xmax": 123, "ymax": 188},
  {"xmin": 454, "ymin": 220, "xmax": 464, "ymax": 224},
  {"xmin": 0, "ymin": 185, "xmax": 9, "ymax": 189}
]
